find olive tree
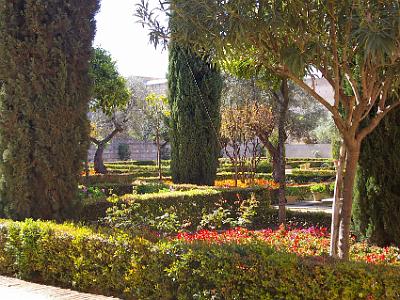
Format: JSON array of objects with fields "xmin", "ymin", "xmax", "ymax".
[{"xmin": 89, "ymin": 47, "xmax": 131, "ymax": 174}]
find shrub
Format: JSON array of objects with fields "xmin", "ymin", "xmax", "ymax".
[
  {"xmin": 117, "ymin": 143, "xmax": 131, "ymax": 161},
  {"xmin": 79, "ymin": 182, "xmax": 334, "ymax": 229},
  {"xmin": 79, "ymin": 174, "xmax": 137, "ymax": 185},
  {"xmin": 135, "ymin": 182, "xmax": 170, "ymax": 194},
  {"xmin": 78, "ymin": 185, "xmax": 107, "ymax": 203},
  {"xmin": 285, "ymin": 185, "xmax": 312, "ymax": 201},
  {"xmin": 288, "ymin": 169, "xmax": 336, "ymax": 183},
  {"xmin": 310, "ymin": 183, "xmax": 328, "ymax": 193},
  {"xmin": 102, "ymin": 187, "xmax": 271, "ymax": 232},
  {"xmin": 0, "ymin": 219, "xmax": 399, "ymax": 299}
]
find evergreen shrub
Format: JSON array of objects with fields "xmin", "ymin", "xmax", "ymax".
[{"xmin": 0, "ymin": 0, "xmax": 99, "ymax": 220}]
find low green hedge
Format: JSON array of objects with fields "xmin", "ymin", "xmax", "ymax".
[
  {"xmin": 287, "ymin": 169, "xmax": 336, "ymax": 183},
  {"xmin": 285, "ymin": 182, "xmax": 334, "ymax": 202},
  {"xmin": 216, "ymin": 171, "xmax": 335, "ymax": 184},
  {"xmin": 0, "ymin": 219, "xmax": 399, "ymax": 299},
  {"xmin": 80, "ymin": 187, "xmax": 272, "ymax": 227},
  {"xmin": 79, "ymin": 174, "xmax": 137, "ymax": 185},
  {"xmin": 79, "ymin": 181, "xmax": 334, "ymax": 227},
  {"xmin": 218, "ymin": 159, "xmax": 273, "ymax": 174}
]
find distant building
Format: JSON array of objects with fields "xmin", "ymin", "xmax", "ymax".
[
  {"xmin": 146, "ymin": 78, "xmax": 168, "ymax": 95},
  {"xmin": 304, "ymin": 77, "xmax": 335, "ymax": 105}
]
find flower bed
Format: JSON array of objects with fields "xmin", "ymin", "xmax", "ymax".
[
  {"xmin": 177, "ymin": 226, "xmax": 400, "ymax": 265},
  {"xmin": 214, "ymin": 178, "xmax": 279, "ymax": 188}
]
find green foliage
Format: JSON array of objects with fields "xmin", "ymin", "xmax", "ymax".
[
  {"xmin": 103, "ymin": 187, "xmax": 270, "ymax": 232},
  {"xmin": 89, "ymin": 48, "xmax": 131, "ymax": 116},
  {"xmin": 1, "ymin": 219, "xmax": 399, "ymax": 299},
  {"xmin": 168, "ymin": 43, "xmax": 223, "ymax": 185},
  {"xmin": 199, "ymin": 195, "xmax": 259, "ymax": 230},
  {"xmin": 117, "ymin": 143, "xmax": 131, "ymax": 161},
  {"xmin": 135, "ymin": 182, "xmax": 170, "ymax": 194},
  {"xmin": 80, "ymin": 174, "xmax": 138, "ymax": 185},
  {"xmin": 353, "ymin": 105, "xmax": 400, "ymax": 246},
  {"xmin": 0, "ymin": 0, "xmax": 99, "ymax": 220},
  {"xmin": 289, "ymin": 169, "xmax": 336, "ymax": 183},
  {"xmin": 78, "ymin": 185, "xmax": 107, "ymax": 203},
  {"xmin": 310, "ymin": 183, "xmax": 328, "ymax": 194}
]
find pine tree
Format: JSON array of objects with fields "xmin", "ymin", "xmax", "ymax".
[
  {"xmin": 0, "ymin": 0, "xmax": 99, "ymax": 220},
  {"xmin": 168, "ymin": 43, "xmax": 222, "ymax": 185},
  {"xmin": 353, "ymin": 102, "xmax": 400, "ymax": 246}
]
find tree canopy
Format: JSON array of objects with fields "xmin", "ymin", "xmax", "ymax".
[{"xmin": 89, "ymin": 47, "xmax": 131, "ymax": 116}]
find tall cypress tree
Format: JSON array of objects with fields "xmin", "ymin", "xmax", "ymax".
[
  {"xmin": 0, "ymin": 0, "xmax": 99, "ymax": 220},
  {"xmin": 168, "ymin": 43, "xmax": 222, "ymax": 185},
  {"xmin": 353, "ymin": 102, "xmax": 400, "ymax": 246}
]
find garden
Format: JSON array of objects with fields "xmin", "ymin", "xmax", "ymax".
[{"xmin": 0, "ymin": 0, "xmax": 400, "ymax": 299}]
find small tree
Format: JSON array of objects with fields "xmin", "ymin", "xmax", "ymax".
[
  {"xmin": 89, "ymin": 47, "xmax": 131, "ymax": 174},
  {"xmin": 221, "ymin": 103, "xmax": 274, "ymax": 186},
  {"xmin": 143, "ymin": 93, "xmax": 170, "ymax": 180},
  {"xmin": 221, "ymin": 73, "xmax": 325, "ymax": 224}
]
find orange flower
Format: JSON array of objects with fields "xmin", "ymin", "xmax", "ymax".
[{"xmin": 214, "ymin": 179, "xmax": 278, "ymax": 189}]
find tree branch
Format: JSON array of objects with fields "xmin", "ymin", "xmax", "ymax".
[
  {"xmin": 90, "ymin": 137, "xmax": 100, "ymax": 145},
  {"xmin": 102, "ymin": 126, "xmax": 123, "ymax": 144}
]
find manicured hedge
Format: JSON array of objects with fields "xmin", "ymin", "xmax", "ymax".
[
  {"xmin": 287, "ymin": 169, "xmax": 336, "ymax": 183},
  {"xmin": 79, "ymin": 174, "xmax": 137, "ymax": 185},
  {"xmin": 216, "ymin": 171, "xmax": 335, "ymax": 184},
  {"xmin": 80, "ymin": 187, "xmax": 272, "ymax": 226},
  {"xmin": 78, "ymin": 180, "xmax": 334, "ymax": 229},
  {"xmin": 0, "ymin": 220, "xmax": 399, "ymax": 299}
]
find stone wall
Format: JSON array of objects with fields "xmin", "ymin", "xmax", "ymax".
[
  {"xmin": 88, "ymin": 138, "xmax": 167, "ymax": 162},
  {"xmin": 88, "ymin": 139, "xmax": 332, "ymax": 162},
  {"xmin": 285, "ymin": 144, "xmax": 332, "ymax": 158}
]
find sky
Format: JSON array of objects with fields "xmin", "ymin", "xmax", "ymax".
[{"xmin": 94, "ymin": 0, "xmax": 168, "ymax": 79}]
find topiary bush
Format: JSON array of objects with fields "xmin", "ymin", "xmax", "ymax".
[{"xmin": 117, "ymin": 143, "xmax": 131, "ymax": 161}]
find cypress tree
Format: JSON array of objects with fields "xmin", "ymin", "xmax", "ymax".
[
  {"xmin": 353, "ymin": 102, "xmax": 400, "ymax": 246},
  {"xmin": 168, "ymin": 43, "xmax": 222, "ymax": 185},
  {"xmin": 0, "ymin": 0, "xmax": 99, "ymax": 220}
]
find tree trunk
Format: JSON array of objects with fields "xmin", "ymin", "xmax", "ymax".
[
  {"xmin": 276, "ymin": 125, "xmax": 287, "ymax": 226},
  {"xmin": 91, "ymin": 125, "xmax": 123, "ymax": 175},
  {"xmin": 276, "ymin": 79, "xmax": 289, "ymax": 226},
  {"xmin": 271, "ymin": 154, "xmax": 280, "ymax": 182},
  {"xmin": 94, "ymin": 143, "xmax": 107, "ymax": 174},
  {"xmin": 156, "ymin": 130, "xmax": 162, "ymax": 180},
  {"xmin": 338, "ymin": 143, "xmax": 360, "ymax": 260},
  {"xmin": 256, "ymin": 78, "xmax": 289, "ymax": 226},
  {"xmin": 234, "ymin": 161, "xmax": 238, "ymax": 187},
  {"xmin": 84, "ymin": 159, "xmax": 90, "ymax": 178},
  {"xmin": 330, "ymin": 143, "xmax": 346, "ymax": 258}
]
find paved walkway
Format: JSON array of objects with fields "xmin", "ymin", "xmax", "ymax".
[
  {"xmin": 0, "ymin": 276, "xmax": 120, "ymax": 300},
  {"xmin": 273, "ymin": 199, "xmax": 333, "ymax": 214}
]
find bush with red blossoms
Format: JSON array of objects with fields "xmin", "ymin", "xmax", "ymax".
[{"xmin": 176, "ymin": 225, "xmax": 400, "ymax": 265}]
